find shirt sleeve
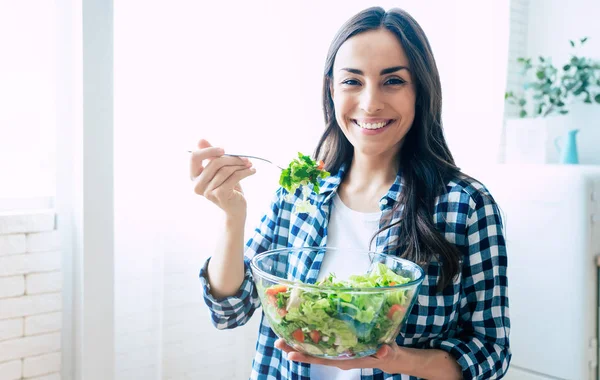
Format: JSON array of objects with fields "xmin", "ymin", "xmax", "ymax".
[
  {"xmin": 198, "ymin": 188, "xmax": 284, "ymax": 330},
  {"xmin": 429, "ymin": 190, "xmax": 511, "ymax": 379}
]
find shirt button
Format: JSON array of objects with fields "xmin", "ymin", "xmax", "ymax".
[{"xmin": 379, "ymin": 198, "xmax": 388, "ymax": 206}]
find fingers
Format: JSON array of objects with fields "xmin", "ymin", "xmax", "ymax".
[
  {"xmin": 194, "ymin": 158, "xmax": 255, "ymax": 196},
  {"xmin": 198, "ymin": 139, "xmax": 212, "ymax": 149},
  {"xmin": 202, "ymin": 163, "xmax": 254, "ymax": 195},
  {"xmin": 274, "ymin": 340, "xmax": 310, "ymax": 363},
  {"xmin": 189, "ymin": 146, "xmax": 224, "ymax": 179},
  {"xmin": 372, "ymin": 345, "xmax": 390, "ymax": 359},
  {"xmin": 193, "ymin": 153, "xmax": 248, "ymax": 182},
  {"xmin": 213, "ymin": 164, "xmax": 256, "ymax": 191},
  {"xmin": 274, "ymin": 339, "xmax": 293, "ymax": 353},
  {"xmin": 275, "ymin": 337, "xmax": 392, "ymax": 371}
]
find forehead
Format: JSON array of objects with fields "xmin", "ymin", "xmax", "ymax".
[{"xmin": 333, "ymin": 28, "xmax": 409, "ymax": 72}]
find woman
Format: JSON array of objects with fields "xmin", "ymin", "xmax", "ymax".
[{"xmin": 190, "ymin": 6, "xmax": 510, "ymax": 380}]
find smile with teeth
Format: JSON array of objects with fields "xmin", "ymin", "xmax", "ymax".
[{"xmin": 353, "ymin": 120, "xmax": 394, "ymax": 130}]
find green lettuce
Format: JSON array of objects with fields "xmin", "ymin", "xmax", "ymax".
[
  {"xmin": 260, "ymin": 263, "xmax": 413, "ymax": 357},
  {"xmin": 279, "ymin": 153, "xmax": 330, "ymax": 196}
]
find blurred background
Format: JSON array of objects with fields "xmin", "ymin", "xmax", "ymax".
[{"xmin": 0, "ymin": 0, "xmax": 599, "ymax": 379}]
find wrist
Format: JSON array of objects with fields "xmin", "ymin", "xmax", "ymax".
[{"xmin": 224, "ymin": 212, "xmax": 246, "ymax": 227}]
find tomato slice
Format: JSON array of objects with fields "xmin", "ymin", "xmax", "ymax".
[
  {"xmin": 309, "ymin": 330, "xmax": 321, "ymax": 344},
  {"xmin": 317, "ymin": 160, "xmax": 325, "ymax": 170},
  {"xmin": 277, "ymin": 308, "xmax": 288, "ymax": 317},
  {"xmin": 265, "ymin": 285, "xmax": 288, "ymax": 296},
  {"xmin": 387, "ymin": 304, "xmax": 406, "ymax": 320},
  {"xmin": 292, "ymin": 328, "xmax": 305, "ymax": 343},
  {"xmin": 268, "ymin": 294, "xmax": 277, "ymax": 306}
]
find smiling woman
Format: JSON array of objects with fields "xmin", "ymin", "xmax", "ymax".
[{"xmin": 195, "ymin": 6, "xmax": 510, "ymax": 380}]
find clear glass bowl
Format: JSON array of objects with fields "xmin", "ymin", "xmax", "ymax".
[{"xmin": 250, "ymin": 247, "xmax": 425, "ymax": 360}]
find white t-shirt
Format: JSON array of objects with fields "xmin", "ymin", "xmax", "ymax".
[{"xmin": 310, "ymin": 194, "xmax": 381, "ymax": 380}]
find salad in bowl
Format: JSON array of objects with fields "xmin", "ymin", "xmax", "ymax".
[{"xmin": 250, "ymin": 247, "xmax": 424, "ymax": 359}]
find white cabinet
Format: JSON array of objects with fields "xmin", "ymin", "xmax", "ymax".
[{"xmin": 469, "ymin": 164, "xmax": 600, "ymax": 380}]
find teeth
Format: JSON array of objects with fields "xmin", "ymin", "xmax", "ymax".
[{"xmin": 356, "ymin": 121, "xmax": 389, "ymax": 130}]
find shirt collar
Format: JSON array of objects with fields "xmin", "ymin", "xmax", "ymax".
[{"xmin": 317, "ymin": 162, "xmax": 403, "ymax": 211}]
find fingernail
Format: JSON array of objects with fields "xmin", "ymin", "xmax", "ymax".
[{"xmin": 217, "ymin": 148, "xmax": 224, "ymax": 155}]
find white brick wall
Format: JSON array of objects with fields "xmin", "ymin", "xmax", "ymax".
[
  {"xmin": 0, "ymin": 319, "xmax": 23, "ymax": 342},
  {"xmin": 0, "ymin": 360, "xmax": 22, "ymax": 380},
  {"xmin": 0, "ymin": 211, "xmax": 62, "ymax": 380},
  {"xmin": 0, "ymin": 277, "xmax": 25, "ymax": 299},
  {"xmin": 499, "ymin": 0, "xmax": 531, "ymax": 163}
]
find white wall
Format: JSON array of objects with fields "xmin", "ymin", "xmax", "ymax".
[
  {"xmin": 0, "ymin": 2, "xmax": 57, "ymax": 199},
  {"xmin": 526, "ymin": 0, "xmax": 600, "ymax": 62},
  {"xmin": 0, "ymin": 211, "xmax": 63, "ymax": 380}
]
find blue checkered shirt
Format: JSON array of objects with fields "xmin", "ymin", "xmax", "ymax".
[{"xmin": 199, "ymin": 163, "xmax": 510, "ymax": 379}]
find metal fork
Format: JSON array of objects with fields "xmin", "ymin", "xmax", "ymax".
[{"xmin": 188, "ymin": 151, "xmax": 285, "ymax": 170}]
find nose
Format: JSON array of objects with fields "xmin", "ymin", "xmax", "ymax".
[{"xmin": 359, "ymin": 86, "xmax": 384, "ymax": 114}]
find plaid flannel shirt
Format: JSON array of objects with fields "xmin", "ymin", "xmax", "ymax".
[{"xmin": 199, "ymin": 163, "xmax": 510, "ymax": 380}]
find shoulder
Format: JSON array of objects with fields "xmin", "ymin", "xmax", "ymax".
[
  {"xmin": 434, "ymin": 173, "xmax": 502, "ymax": 229},
  {"xmin": 442, "ymin": 173, "xmax": 496, "ymax": 210}
]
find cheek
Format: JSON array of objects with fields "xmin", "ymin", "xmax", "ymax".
[
  {"xmin": 333, "ymin": 95, "xmax": 354, "ymax": 122},
  {"xmin": 332, "ymin": 102, "xmax": 347, "ymax": 125}
]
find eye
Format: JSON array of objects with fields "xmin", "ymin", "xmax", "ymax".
[
  {"xmin": 385, "ymin": 77, "xmax": 406, "ymax": 85},
  {"xmin": 341, "ymin": 79, "xmax": 361, "ymax": 86}
]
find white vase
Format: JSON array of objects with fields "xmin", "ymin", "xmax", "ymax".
[{"xmin": 504, "ymin": 117, "xmax": 554, "ymax": 164}]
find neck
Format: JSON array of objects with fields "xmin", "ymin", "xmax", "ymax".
[{"xmin": 343, "ymin": 151, "xmax": 400, "ymax": 195}]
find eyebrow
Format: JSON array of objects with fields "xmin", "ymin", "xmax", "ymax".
[{"xmin": 340, "ymin": 66, "xmax": 410, "ymax": 75}]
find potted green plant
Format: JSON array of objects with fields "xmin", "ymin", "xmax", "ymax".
[{"xmin": 504, "ymin": 37, "xmax": 600, "ymax": 164}]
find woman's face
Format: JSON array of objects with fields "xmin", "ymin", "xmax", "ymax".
[{"xmin": 331, "ymin": 28, "xmax": 416, "ymax": 158}]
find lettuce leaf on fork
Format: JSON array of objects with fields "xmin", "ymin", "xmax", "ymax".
[{"xmin": 279, "ymin": 153, "xmax": 330, "ymax": 214}]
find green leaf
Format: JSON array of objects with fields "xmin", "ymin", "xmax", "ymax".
[
  {"xmin": 519, "ymin": 110, "xmax": 527, "ymax": 118},
  {"xmin": 581, "ymin": 37, "xmax": 588, "ymax": 44},
  {"xmin": 559, "ymin": 110, "xmax": 569, "ymax": 114},
  {"xmin": 519, "ymin": 99, "xmax": 527, "ymax": 106},
  {"xmin": 595, "ymin": 94, "xmax": 600, "ymax": 104},
  {"xmin": 563, "ymin": 64, "xmax": 571, "ymax": 71},
  {"xmin": 536, "ymin": 71, "xmax": 546, "ymax": 80},
  {"xmin": 539, "ymin": 56, "xmax": 546, "ymax": 63},
  {"xmin": 537, "ymin": 103, "xmax": 545, "ymax": 114},
  {"xmin": 570, "ymin": 40, "xmax": 575, "ymax": 47}
]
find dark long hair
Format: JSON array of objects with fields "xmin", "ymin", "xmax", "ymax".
[{"xmin": 314, "ymin": 7, "xmax": 467, "ymax": 291}]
